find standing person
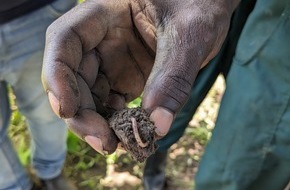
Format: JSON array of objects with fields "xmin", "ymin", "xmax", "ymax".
[
  {"xmin": 0, "ymin": 0, "xmax": 78, "ymax": 189},
  {"xmin": 42, "ymin": 0, "xmax": 290, "ymax": 189},
  {"xmin": 142, "ymin": 0, "xmax": 256, "ymax": 189}
]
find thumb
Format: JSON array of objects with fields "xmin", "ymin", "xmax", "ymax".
[{"xmin": 142, "ymin": 24, "xmax": 205, "ymax": 137}]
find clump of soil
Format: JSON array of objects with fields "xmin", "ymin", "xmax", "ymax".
[{"xmin": 109, "ymin": 107, "xmax": 158, "ymax": 162}]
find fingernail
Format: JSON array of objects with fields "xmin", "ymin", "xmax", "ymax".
[
  {"xmin": 150, "ymin": 107, "xmax": 173, "ymax": 137},
  {"xmin": 85, "ymin": 136, "xmax": 105, "ymax": 155},
  {"xmin": 107, "ymin": 94, "xmax": 125, "ymax": 111},
  {"xmin": 48, "ymin": 92, "xmax": 61, "ymax": 117}
]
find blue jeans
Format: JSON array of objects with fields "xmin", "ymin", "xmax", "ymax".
[{"xmin": 0, "ymin": 0, "xmax": 76, "ymax": 189}]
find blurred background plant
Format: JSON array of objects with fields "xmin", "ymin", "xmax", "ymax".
[{"xmin": 8, "ymin": 75, "xmax": 225, "ymax": 190}]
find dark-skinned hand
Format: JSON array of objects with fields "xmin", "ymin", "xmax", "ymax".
[{"xmin": 42, "ymin": 0, "xmax": 240, "ymax": 155}]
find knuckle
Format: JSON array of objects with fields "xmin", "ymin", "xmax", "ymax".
[{"xmin": 159, "ymin": 74, "xmax": 192, "ymax": 110}]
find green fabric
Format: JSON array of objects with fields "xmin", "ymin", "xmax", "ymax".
[{"xmin": 195, "ymin": 0, "xmax": 290, "ymax": 189}]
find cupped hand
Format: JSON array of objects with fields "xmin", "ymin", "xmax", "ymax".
[
  {"xmin": 42, "ymin": 0, "xmax": 239, "ymax": 154},
  {"xmin": 42, "ymin": 0, "xmax": 156, "ymax": 154}
]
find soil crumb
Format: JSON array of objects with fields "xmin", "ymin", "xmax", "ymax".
[{"xmin": 109, "ymin": 107, "xmax": 158, "ymax": 162}]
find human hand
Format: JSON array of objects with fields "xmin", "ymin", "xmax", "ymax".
[
  {"xmin": 141, "ymin": 0, "xmax": 240, "ymax": 138},
  {"xmin": 42, "ymin": 0, "xmax": 157, "ymax": 154},
  {"xmin": 42, "ymin": 0, "xmax": 239, "ymax": 154}
]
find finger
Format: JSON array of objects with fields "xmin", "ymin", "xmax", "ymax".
[
  {"xmin": 91, "ymin": 74, "xmax": 110, "ymax": 103},
  {"xmin": 76, "ymin": 74, "xmax": 96, "ymax": 111},
  {"xmin": 93, "ymin": 91, "xmax": 126, "ymax": 116},
  {"xmin": 143, "ymin": 30, "xmax": 203, "ymax": 112},
  {"xmin": 74, "ymin": 74, "xmax": 118, "ymax": 153},
  {"xmin": 66, "ymin": 109, "xmax": 119, "ymax": 154},
  {"xmin": 130, "ymin": 1, "xmax": 157, "ymax": 53},
  {"xmin": 97, "ymin": 40, "xmax": 146, "ymax": 102},
  {"xmin": 91, "ymin": 74, "xmax": 112, "ymax": 117},
  {"xmin": 42, "ymin": 1, "xmax": 110, "ymax": 118},
  {"xmin": 96, "ymin": 27, "xmax": 154, "ymax": 102},
  {"xmin": 142, "ymin": 19, "xmax": 209, "ymax": 136},
  {"xmin": 78, "ymin": 49, "xmax": 100, "ymax": 88},
  {"xmin": 150, "ymin": 107, "xmax": 174, "ymax": 137},
  {"xmin": 107, "ymin": 93, "xmax": 126, "ymax": 111}
]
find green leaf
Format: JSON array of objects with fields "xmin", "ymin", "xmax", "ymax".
[
  {"xmin": 67, "ymin": 131, "xmax": 82, "ymax": 152},
  {"xmin": 128, "ymin": 97, "xmax": 142, "ymax": 108}
]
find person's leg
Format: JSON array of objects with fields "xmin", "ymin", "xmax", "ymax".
[
  {"xmin": 11, "ymin": 51, "xmax": 68, "ymax": 180},
  {"xmin": 9, "ymin": 45, "xmax": 77, "ymax": 190},
  {"xmin": 0, "ymin": 136, "xmax": 32, "ymax": 190},
  {"xmin": 0, "ymin": 82, "xmax": 32, "ymax": 190},
  {"xmin": 195, "ymin": 1, "xmax": 290, "ymax": 189},
  {"xmin": 143, "ymin": 150, "xmax": 168, "ymax": 190},
  {"xmin": 2, "ymin": 0, "xmax": 77, "ymax": 189},
  {"xmin": 195, "ymin": 59, "xmax": 290, "ymax": 190}
]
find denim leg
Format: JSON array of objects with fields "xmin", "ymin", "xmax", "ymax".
[
  {"xmin": 0, "ymin": 136, "xmax": 32, "ymax": 190},
  {"xmin": 0, "ymin": 82, "xmax": 32, "ymax": 190},
  {"xmin": 0, "ymin": 81, "xmax": 10, "ymax": 144},
  {"xmin": 10, "ymin": 51, "xmax": 67, "ymax": 180},
  {"xmin": 1, "ymin": 0, "xmax": 76, "ymax": 181}
]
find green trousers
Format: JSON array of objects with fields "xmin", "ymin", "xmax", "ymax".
[{"xmin": 157, "ymin": 0, "xmax": 290, "ymax": 189}]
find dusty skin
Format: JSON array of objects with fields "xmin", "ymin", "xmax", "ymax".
[{"xmin": 109, "ymin": 107, "xmax": 157, "ymax": 162}]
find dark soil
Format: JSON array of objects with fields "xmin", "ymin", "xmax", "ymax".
[{"xmin": 109, "ymin": 107, "xmax": 157, "ymax": 162}]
